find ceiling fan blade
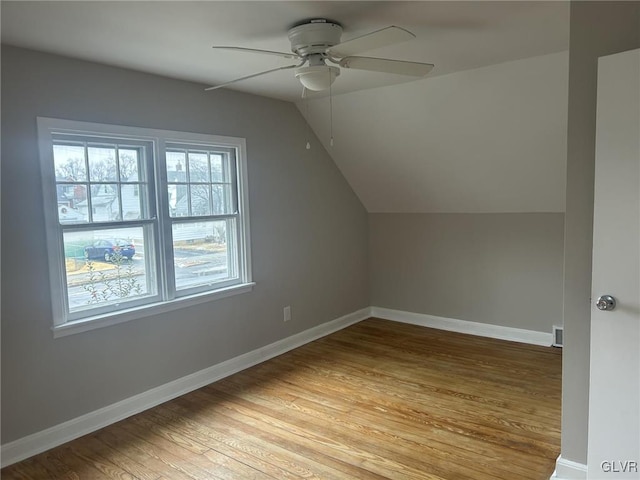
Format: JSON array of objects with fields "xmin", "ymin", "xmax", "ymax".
[
  {"xmin": 212, "ymin": 46, "xmax": 298, "ymax": 60},
  {"xmin": 327, "ymin": 26, "xmax": 415, "ymax": 58},
  {"xmin": 339, "ymin": 56, "xmax": 434, "ymax": 77},
  {"xmin": 204, "ymin": 63, "xmax": 301, "ymax": 91}
]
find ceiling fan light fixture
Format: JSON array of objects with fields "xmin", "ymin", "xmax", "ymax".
[{"xmin": 294, "ymin": 65, "xmax": 340, "ymax": 91}]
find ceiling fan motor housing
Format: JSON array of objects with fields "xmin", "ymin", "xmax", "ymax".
[{"xmin": 288, "ymin": 20, "xmax": 343, "ymax": 56}]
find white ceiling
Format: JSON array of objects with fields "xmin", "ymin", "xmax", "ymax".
[
  {"xmin": 2, "ymin": 1, "xmax": 570, "ymax": 102},
  {"xmin": 1, "ymin": 1, "xmax": 571, "ymax": 213}
]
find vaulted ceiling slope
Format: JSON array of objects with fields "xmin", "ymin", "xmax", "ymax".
[
  {"xmin": 301, "ymin": 51, "xmax": 569, "ymax": 213},
  {"xmin": 1, "ymin": 1, "xmax": 570, "ymax": 213}
]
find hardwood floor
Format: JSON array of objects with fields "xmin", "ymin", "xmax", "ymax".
[{"xmin": 2, "ymin": 318, "xmax": 562, "ymax": 480}]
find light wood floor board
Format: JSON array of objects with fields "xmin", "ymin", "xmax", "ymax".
[{"xmin": 1, "ymin": 318, "xmax": 562, "ymax": 479}]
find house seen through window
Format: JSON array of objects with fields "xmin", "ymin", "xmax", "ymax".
[{"xmin": 38, "ymin": 118, "xmax": 252, "ymax": 334}]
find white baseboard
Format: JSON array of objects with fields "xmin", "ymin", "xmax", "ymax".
[
  {"xmin": 371, "ymin": 307, "xmax": 553, "ymax": 347},
  {"xmin": 550, "ymin": 455, "xmax": 588, "ymax": 479},
  {"xmin": 0, "ymin": 307, "xmax": 371, "ymax": 468}
]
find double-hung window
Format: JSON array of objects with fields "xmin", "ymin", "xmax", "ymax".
[{"xmin": 37, "ymin": 118, "xmax": 252, "ymax": 336}]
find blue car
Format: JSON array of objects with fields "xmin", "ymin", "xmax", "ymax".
[{"xmin": 84, "ymin": 238, "xmax": 135, "ymax": 262}]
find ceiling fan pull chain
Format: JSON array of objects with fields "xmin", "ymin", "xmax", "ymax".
[
  {"xmin": 329, "ymin": 68, "xmax": 334, "ymax": 147},
  {"xmin": 303, "ymin": 87, "xmax": 311, "ymax": 150}
]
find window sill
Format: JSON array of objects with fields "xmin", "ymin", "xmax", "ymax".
[{"xmin": 52, "ymin": 282, "xmax": 256, "ymax": 338}]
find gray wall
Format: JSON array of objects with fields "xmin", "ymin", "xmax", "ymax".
[
  {"xmin": 0, "ymin": 46, "xmax": 369, "ymax": 443},
  {"xmin": 370, "ymin": 213, "xmax": 565, "ymax": 333},
  {"xmin": 561, "ymin": 1, "xmax": 640, "ymax": 466}
]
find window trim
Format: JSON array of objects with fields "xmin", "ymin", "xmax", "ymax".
[
  {"xmin": 37, "ymin": 117, "xmax": 253, "ymax": 336},
  {"xmin": 51, "ymin": 282, "xmax": 255, "ymax": 338}
]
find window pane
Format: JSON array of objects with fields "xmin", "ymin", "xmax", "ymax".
[
  {"xmin": 58, "ymin": 185, "xmax": 89, "ymax": 224},
  {"xmin": 88, "ymin": 146, "xmax": 117, "ymax": 181},
  {"xmin": 188, "ymin": 152, "xmax": 210, "ymax": 183},
  {"xmin": 121, "ymin": 185, "xmax": 142, "ymax": 220},
  {"xmin": 169, "ymin": 184, "xmax": 189, "ymax": 217},
  {"xmin": 190, "ymin": 185, "xmax": 212, "ymax": 216},
  {"xmin": 173, "ymin": 220, "xmax": 237, "ymax": 290},
  {"xmin": 210, "ymin": 154, "xmax": 224, "ymax": 183},
  {"xmin": 212, "ymin": 184, "xmax": 234, "ymax": 214},
  {"xmin": 166, "ymin": 151, "xmax": 186, "ymax": 182},
  {"xmin": 90, "ymin": 184, "xmax": 120, "ymax": 221},
  {"xmin": 63, "ymin": 227, "xmax": 154, "ymax": 312},
  {"xmin": 59, "ymin": 204, "xmax": 88, "ymax": 224},
  {"xmin": 119, "ymin": 149, "xmax": 139, "ymax": 182},
  {"xmin": 54, "ymin": 145, "xmax": 87, "ymax": 181}
]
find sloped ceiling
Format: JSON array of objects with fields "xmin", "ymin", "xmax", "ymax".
[
  {"xmin": 301, "ymin": 51, "xmax": 569, "ymax": 213},
  {"xmin": 1, "ymin": 1, "xmax": 570, "ymax": 213}
]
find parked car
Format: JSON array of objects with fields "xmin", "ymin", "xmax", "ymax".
[{"xmin": 84, "ymin": 239, "xmax": 135, "ymax": 262}]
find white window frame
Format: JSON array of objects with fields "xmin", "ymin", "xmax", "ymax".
[{"xmin": 37, "ymin": 117, "xmax": 253, "ymax": 337}]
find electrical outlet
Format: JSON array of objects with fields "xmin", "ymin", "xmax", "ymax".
[{"xmin": 283, "ymin": 306, "xmax": 291, "ymax": 322}]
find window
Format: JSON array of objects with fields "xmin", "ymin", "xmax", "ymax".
[{"xmin": 38, "ymin": 118, "xmax": 253, "ymax": 336}]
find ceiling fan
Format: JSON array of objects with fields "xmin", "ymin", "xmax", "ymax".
[{"xmin": 205, "ymin": 18, "xmax": 434, "ymax": 93}]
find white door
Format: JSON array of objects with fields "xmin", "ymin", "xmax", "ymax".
[{"xmin": 587, "ymin": 48, "xmax": 640, "ymax": 479}]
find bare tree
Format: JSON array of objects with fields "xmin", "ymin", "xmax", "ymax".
[
  {"xmin": 119, "ymin": 153, "xmax": 138, "ymax": 181},
  {"xmin": 56, "ymin": 152, "xmax": 138, "ymax": 182},
  {"xmin": 55, "ymin": 157, "xmax": 86, "ymax": 181}
]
